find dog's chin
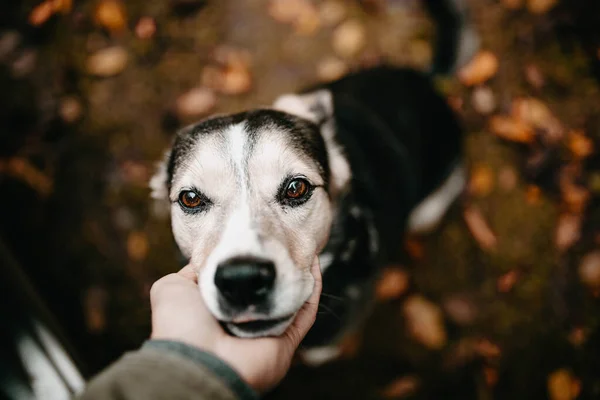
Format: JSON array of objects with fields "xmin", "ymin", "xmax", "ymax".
[{"xmin": 224, "ymin": 315, "xmax": 295, "ymax": 338}]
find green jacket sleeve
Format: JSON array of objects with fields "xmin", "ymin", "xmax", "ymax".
[{"xmin": 76, "ymin": 340, "xmax": 259, "ymax": 400}]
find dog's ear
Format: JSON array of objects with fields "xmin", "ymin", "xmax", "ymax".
[
  {"xmin": 273, "ymin": 90, "xmax": 351, "ymax": 196},
  {"xmin": 149, "ymin": 150, "xmax": 171, "ymax": 201},
  {"xmin": 272, "ymin": 90, "xmax": 333, "ymax": 125}
]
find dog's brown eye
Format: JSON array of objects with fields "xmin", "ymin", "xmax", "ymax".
[
  {"xmin": 179, "ymin": 190, "xmax": 204, "ymax": 209},
  {"xmin": 285, "ymin": 179, "xmax": 309, "ymax": 199}
]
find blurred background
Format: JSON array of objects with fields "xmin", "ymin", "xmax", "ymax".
[{"xmin": 1, "ymin": 0, "xmax": 600, "ymax": 398}]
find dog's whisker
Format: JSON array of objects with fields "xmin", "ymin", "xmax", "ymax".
[{"xmin": 320, "ymin": 292, "xmax": 345, "ymax": 302}]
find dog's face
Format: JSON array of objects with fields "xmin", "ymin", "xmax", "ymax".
[{"xmin": 151, "ymin": 109, "xmax": 337, "ymax": 337}]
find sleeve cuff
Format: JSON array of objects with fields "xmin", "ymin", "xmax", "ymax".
[{"xmin": 142, "ymin": 340, "xmax": 259, "ymax": 400}]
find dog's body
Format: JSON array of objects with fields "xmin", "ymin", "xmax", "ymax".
[
  {"xmin": 273, "ymin": 67, "xmax": 465, "ymax": 356},
  {"xmin": 150, "ymin": 0, "xmax": 475, "ymax": 364}
]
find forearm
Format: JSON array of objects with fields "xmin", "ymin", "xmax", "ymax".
[{"xmin": 76, "ymin": 340, "xmax": 258, "ymax": 400}]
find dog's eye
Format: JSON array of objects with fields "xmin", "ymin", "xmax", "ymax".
[
  {"xmin": 285, "ymin": 178, "xmax": 309, "ymax": 199},
  {"xmin": 178, "ymin": 190, "xmax": 209, "ymax": 211}
]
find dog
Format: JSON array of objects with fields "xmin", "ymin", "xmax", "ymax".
[{"xmin": 150, "ymin": 0, "xmax": 477, "ymax": 364}]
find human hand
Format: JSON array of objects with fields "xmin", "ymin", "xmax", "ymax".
[{"xmin": 149, "ymin": 256, "xmax": 322, "ymax": 394}]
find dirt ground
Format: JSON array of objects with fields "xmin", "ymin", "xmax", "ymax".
[{"xmin": 1, "ymin": 0, "xmax": 600, "ymax": 399}]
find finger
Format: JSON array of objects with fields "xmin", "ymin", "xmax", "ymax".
[
  {"xmin": 282, "ymin": 256, "xmax": 322, "ymax": 348},
  {"xmin": 177, "ymin": 264, "xmax": 198, "ymax": 283}
]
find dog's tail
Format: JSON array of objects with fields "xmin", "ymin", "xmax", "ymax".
[{"xmin": 423, "ymin": 0, "xmax": 480, "ymax": 76}]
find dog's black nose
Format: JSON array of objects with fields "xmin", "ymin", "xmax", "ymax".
[{"xmin": 215, "ymin": 258, "xmax": 276, "ymax": 307}]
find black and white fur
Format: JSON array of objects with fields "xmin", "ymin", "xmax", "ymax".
[{"xmin": 150, "ymin": 0, "xmax": 477, "ymax": 364}]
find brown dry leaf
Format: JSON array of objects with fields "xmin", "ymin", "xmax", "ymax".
[
  {"xmin": 443, "ymin": 294, "xmax": 478, "ymax": 325},
  {"xmin": 525, "ymin": 185, "xmax": 542, "ymax": 205},
  {"xmin": 176, "ymin": 87, "xmax": 217, "ymax": 119},
  {"xmin": 127, "ymin": 231, "xmax": 149, "ymax": 262},
  {"xmin": 463, "ymin": 205, "xmax": 497, "ymax": 251},
  {"xmin": 332, "ymin": 19, "xmax": 366, "ymax": 58},
  {"xmin": 547, "ymin": 369, "xmax": 581, "ymax": 400},
  {"xmin": 135, "ymin": 17, "xmax": 156, "ymax": 39},
  {"xmin": 404, "ymin": 237, "xmax": 424, "ymax": 260},
  {"xmin": 376, "ymin": 267, "xmax": 409, "ymax": 301},
  {"xmin": 457, "ymin": 50, "xmax": 499, "ymax": 86},
  {"xmin": 219, "ymin": 65, "xmax": 252, "ymax": 95},
  {"xmin": 497, "ymin": 269, "xmax": 520, "ymax": 293},
  {"xmin": 489, "ymin": 115, "xmax": 534, "ymax": 144},
  {"xmin": 317, "ymin": 56, "xmax": 348, "ymax": 82},
  {"xmin": 511, "ymin": 97, "xmax": 563, "ymax": 143},
  {"xmin": 501, "ymin": 0, "xmax": 524, "ymax": 9},
  {"xmin": 525, "ymin": 64, "xmax": 545, "ymax": 89},
  {"xmin": 338, "ymin": 331, "xmax": 362, "ymax": 358},
  {"xmin": 562, "ymin": 183, "xmax": 589, "ymax": 214},
  {"xmin": 568, "ymin": 327, "xmax": 587, "ymax": 347},
  {"xmin": 498, "ymin": 166, "xmax": 518, "ymax": 192},
  {"xmin": 484, "ymin": 366, "xmax": 499, "ymax": 387},
  {"xmin": 84, "ymin": 286, "xmax": 108, "ymax": 333},
  {"xmin": 403, "ymin": 295, "xmax": 447, "ymax": 350},
  {"xmin": 380, "ymin": 376, "xmax": 420, "ymax": 399},
  {"xmin": 0, "ymin": 157, "xmax": 53, "ymax": 196},
  {"xmin": 319, "ymin": 1, "xmax": 346, "ymax": 27},
  {"xmin": 469, "ymin": 164, "xmax": 494, "ymax": 197},
  {"xmin": 59, "ymin": 96, "xmax": 83, "ymax": 123},
  {"xmin": 447, "ymin": 96, "xmax": 463, "ymax": 113},
  {"xmin": 471, "ymin": 86, "xmax": 496, "ymax": 115},
  {"xmin": 579, "ymin": 251, "xmax": 600, "ymax": 290},
  {"xmin": 268, "ymin": 0, "xmax": 321, "ymax": 35},
  {"xmin": 527, "ymin": 0, "xmax": 558, "ymax": 14},
  {"xmin": 555, "ymin": 213, "xmax": 581, "ymax": 252},
  {"xmin": 567, "ymin": 130, "xmax": 594, "ymax": 159},
  {"xmin": 29, "ymin": 1, "xmax": 55, "ymax": 26},
  {"xmin": 51, "ymin": 0, "xmax": 72, "ymax": 13},
  {"xmin": 86, "ymin": 46, "xmax": 128, "ymax": 77},
  {"xmin": 94, "ymin": 0, "xmax": 127, "ymax": 33},
  {"xmin": 475, "ymin": 338, "xmax": 501, "ymax": 359}
]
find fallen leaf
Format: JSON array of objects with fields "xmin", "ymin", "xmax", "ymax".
[
  {"xmin": 511, "ymin": 97, "xmax": 563, "ymax": 143},
  {"xmin": 86, "ymin": 46, "xmax": 128, "ymax": 77},
  {"xmin": 527, "ymin": 0, "xmax": 558, "ymax": 14},
  {"xmin": 469, "ymin": 164, "xmax": 494, "ymax": 197},
  {"xmin": 338, "ymin": 331, "xmax": 362, "ymax": 358},
  {"xmin": 135, "ymin": 16, "xmax": 156, "ymax": 39},
  {"xmin": 501, "ymin": 0, "xmax": 524, "ymax": 9},
  {"xmin": 404, "ymin": 238, "xmax": 424, "ymax": 260},
  {"xmin": 319, "ymin": 1, "xmax": 346, "ymax": 27},
  {"xmin": 555, "ymin": 213, "xmax": 581, "ymax": 252},
  {"xmin": 332, "ymin": 19, "xmax": 366, "ymax": 58},
  {"xmin": 127, "ymin": 231, "xmax": 149, "ymax": 262},
  {"xmin": 484, "ymin": 366, "xmax": 499, "ymax": 387},
  {"xmin": 567, "ymin": 130, "xmax": 594, "ymax": 159},
  {"xmin": 498, "ymin": 166, "xmax": 518, "ymax": 192},
  {"xmin": 380, "ymin": 376, "xmax": 420, "ymax": 399},
  {"xmin": 458, "ymin": 50, "xmax": 499, "ymax": 86},
  {"xmin": 568, "ymin": 327, "xmax": 587, "ymax": 347},
  {"xmin": 489, "ymin": 115, "xmax": 534, "ymax": 143},
  {"xmin": 474, "ymin": 338, "xmax": 501, "ymax": 359},
  {"xmin": 579, "ymin": 251, "xmax": 600, "ymax": 290},
  {"xmin": 464, "ymin": 205, "xmax": 497, "ymax": 251},
  {"xmin": 471, "ymin": 86, "xmax": 496, "ymax": 115},
  {"xmin": 525, "ymin": 185, "xmax": 542, "ymax": 205},
  {"xmin": 403, "ymin": 295, "xmax": 447, "ymax": 350},
  {"xmin": 29, "ymin": 1, "xmax": 54, "ymax": 26},
  {"xmin": 0, "ymin": 157, "xmax": 53, "ymax": 196},
  {"xmin": 94, "ymin": 0, "xmax": 127, "ymax": 33},
  {"xmin": 317, "ymin": 56, "xmax": 348, "ymax": 82},
  {"xmin": 376, "ymin": 267, "xmax": 409, "ymax": 301},
  {"xmin": 547, "ymin": 369, "xmax": 580, "ymax": 400},
  {"xmin": 443, "ymin": 294, "xmax": 478, "ymax": 325},
  {"xmin": 497, "ymin": 269, "xmax": 520, "ymax": 292},
  {"xmin": 176, "ymin": 87, "xmax": 217, "ymax": 118},
  {"xmin": 59, "ymin": 96, "xmax": 83, "ymax": 123},
  {"xmin": 84, "ymin": 286, "xmax": 108, "ymax": 333},
  {"xmin": 525, "ymin": 64, "xmax": 545, "ymax": 89}
]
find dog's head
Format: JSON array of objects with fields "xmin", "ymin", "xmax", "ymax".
[{"xmin": 150, "ymin": 91, "xmax": 350, "ymax": 337}]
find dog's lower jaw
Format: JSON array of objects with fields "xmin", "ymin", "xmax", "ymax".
[{"xmin": 224, "ymin": 314, "xmax": 296, "ymax": 338}]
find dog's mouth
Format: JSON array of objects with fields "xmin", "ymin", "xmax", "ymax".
[{"xmin": 223, "ymin": 314, "xmax": 295, "ymax": 337}]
